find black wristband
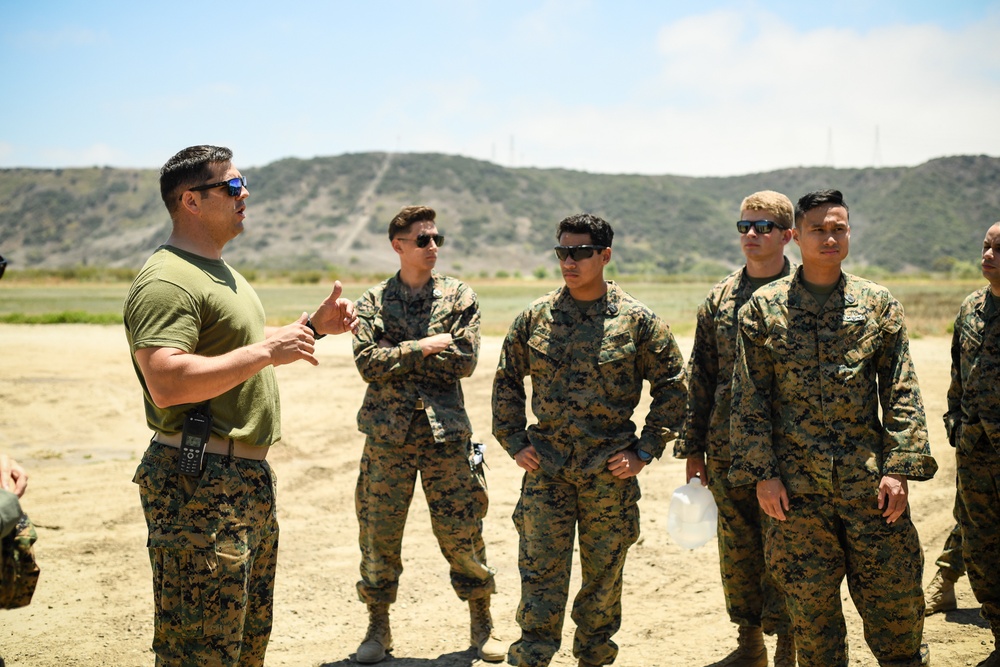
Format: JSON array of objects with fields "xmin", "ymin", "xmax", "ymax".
[{"xmin": 306, "ymin": 319, "xmax": 326, "ymax": 340}]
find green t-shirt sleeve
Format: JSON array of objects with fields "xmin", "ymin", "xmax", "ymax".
[{"xmin": 126, "ymin": 278, "xmax": 202, "ymax": 353}]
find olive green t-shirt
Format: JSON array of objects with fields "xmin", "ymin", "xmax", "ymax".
[
  {"xmin": 123, "ymin": 246, "xmax": 280, "ymax": 447},
  {"xmin": 802, "ymin": 277, "xmax": 839, "ymax": 308}
]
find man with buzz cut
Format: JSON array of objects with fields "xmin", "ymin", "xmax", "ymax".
[
  {"xmin": 351, "ymin": 205, "xmax": 504, "ymax": 664},
  {"xmin": 944, "ymin": 220, "xmax": 1000, "ymax": 667},
  {"xmin": 493, "ymin": 213, "xmax": 687, "ymax": 667},
  {"xmin": 125, "ymin": 145, "xmax": 357, "ymax": 667},
  {"xmin": 729, "ymin": 189, "xmax": 937, "ymax": 667},
  {"xmin": 676, "ymin": 190, "xmax": 795, "ymax": 667}
]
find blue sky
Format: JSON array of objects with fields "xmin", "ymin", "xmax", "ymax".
[{"xmin": 1, "ymin": 0, "xmax": 998, "ymax": 176}]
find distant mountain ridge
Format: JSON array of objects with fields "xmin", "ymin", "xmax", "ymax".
[{"xmin": 1, "ymin": 152, "xmax": 998, "ymax": 276}]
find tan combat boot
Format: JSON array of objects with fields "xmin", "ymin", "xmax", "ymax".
[
  {"xmin": 773, "ymin": 633, "xmax": 796, "ymax": 667},
  {"xmin": 924, "ymin": 568, "xmax": 959, "ymax": 615},
  {"xmin": 470, "ymin": 596, "xmax": 506, "ymax": 662},
  {"xmin": 356, "ymin": 603, "xmax": 392, "ymax": 664},
  {"xmin": 706, "ymin": 625, "xmax": 767, "ymax": 667}
]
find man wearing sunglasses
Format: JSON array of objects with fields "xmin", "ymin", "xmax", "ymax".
[
  {"xmin": 493, "ymin": 213, "xmax": 687, "ymax": 667},
  {"xmin": 351, "ymin": 205, "xmax": 504, "ymax": 664},
  {"xmin": 729, "ymin": 189, "xmax": 937, "ymax": 667},
  {"xmin": 124, "ymin": 145, "xmax": 358, "ymax": 667},
  {"xmin": 675, "ymin": 190, "xmax": 795, "ymax": 667}
]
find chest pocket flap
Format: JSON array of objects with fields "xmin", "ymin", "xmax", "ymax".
[
  {"xmin": 599, "ymin": 331, "xmax": 636, "ymax": 365},
  {"xmin": 528, "ymin": 330, "xmax": 564, "ymax": 362},
  {"xmin": 843, "ymin": 319, "xmax": 881, "ymax": 365},
  {"xmin": 960, "ymin": 321, "xmax": 984, "ymax": 355}
]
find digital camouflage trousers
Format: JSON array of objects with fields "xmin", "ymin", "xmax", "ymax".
[
  {"xmin": 134, "ymin": 442, "xmax": 278, "ymax": 667},
  {"xmin": 355, "ymin": 411, "xmax": 495, "ymax": 604},
  {"xmin": 764, "ymin": 491, "xmax": 925, "ymax": 667}
]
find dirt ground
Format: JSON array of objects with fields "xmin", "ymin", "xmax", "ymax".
[{"xmin": 0, "ymin": 324, "xmax": 992, "ymax": 666}]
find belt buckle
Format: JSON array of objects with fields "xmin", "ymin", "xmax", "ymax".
[{"xmin": 414, "ymin": 398, "xmax": 425, "ymax": 410}]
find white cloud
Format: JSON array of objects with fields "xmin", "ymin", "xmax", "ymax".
[
  {"xmin": 483, "ymin": 9, "xmax": 1000, "ymax": 175},
  {"xmin": 513, "ymin": 0, "xmax": 595, "ymax": 47}
]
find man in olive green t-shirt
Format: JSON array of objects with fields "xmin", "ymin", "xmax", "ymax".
[{"xmin": 124, "ymin": 145, "xmax": 356, "ymax": 667}]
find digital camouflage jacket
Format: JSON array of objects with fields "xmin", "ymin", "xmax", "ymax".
[
  {"xmin": 729, "ymin": 269, "xmax": 937, "ymax": 500},
  {"xmin": 675, "ymin": 258, "xmax": 793, "ymax": 460},
  {"xmin": 944, "ymin": 286, "xmax": 1000, "ymax": 450},
  {"xmin": 354, "ymin": 271, "xmax": 479, "ymax": 444},
  {"xmin": 492, "ymin": 281, "xmax": 687, "ymax": 476}
]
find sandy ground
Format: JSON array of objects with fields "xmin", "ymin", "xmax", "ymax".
[{"xmin": 0, "ymin": 324, "xmax": 992, "ymax": 666}]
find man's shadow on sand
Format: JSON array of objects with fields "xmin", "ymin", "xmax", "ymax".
[
  {"xmin": 321, "ymin": 647, "xmax": 486, "ymax": 666},
  {"xmin": 941, "ymin": 606, "xmax": 990, "ymax": 628}
]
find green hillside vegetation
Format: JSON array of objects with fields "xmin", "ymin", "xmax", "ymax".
[{"xmin": 1, "ymin": 153, "xmax": 997, "ymax": 277}]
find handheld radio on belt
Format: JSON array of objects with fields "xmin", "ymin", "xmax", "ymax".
[{"xmin": 178, "ymin": 402, "xmax": 213, "ymax": 476}]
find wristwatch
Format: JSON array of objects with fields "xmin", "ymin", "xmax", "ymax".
[
  {"xmin": 635, "ymin": 448, "xmax": 654, "ymax": 464},
  {"xmin": 305, "ymin": 319, "xmax": 326, "ymax": 340}
]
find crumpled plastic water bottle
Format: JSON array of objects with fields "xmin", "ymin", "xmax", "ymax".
[{"xmin": 667, "ymin": 477, "xmax": 718, "ymax": 550}]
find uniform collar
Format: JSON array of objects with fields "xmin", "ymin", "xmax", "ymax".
[
  {"xmin": 388, "ymin": 270, "xmax": 441, "ymax": 300},
  {"xmin": 975, "ymin": 285, "xmax": 999, "ymax": 320},
  {"xmin": 735, "ymin": 256, "xmax": 792, "ymax": 296},
  {"xmin": 553, "ymin": 281, "xmax": 622, "ymax": 317},
  {"xmin": 787, "ymin": 266, "xmax": 858, "ymax": 315}
]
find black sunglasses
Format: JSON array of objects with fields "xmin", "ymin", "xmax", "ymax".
[
  {"xmin": 554, "ymin": 245, "xmax": 606, "ymax": 261},
  {"xmin": 190, "ymin": 176, "xmax": 248, "ymax": 197},
  {"xmin": 737, "ymin": 219, "xmax": 787, "ymax": 235},
  {"xmin": 0, "ymin": 254, "xmax": 6, "ymax": 280},
  {"xmin": 397, "ymin": 233, "xmax": 445, "ymax": 248}
]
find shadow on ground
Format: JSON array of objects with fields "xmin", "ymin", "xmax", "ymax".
[
  {"xmin": 942, "ymin": 607, "xmax": 990, "ymax": 628},
  {"xmin": 321, "ymin": 648, "xmax": 484, "ymax": 666}
]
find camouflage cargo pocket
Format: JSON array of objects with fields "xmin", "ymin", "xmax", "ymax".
[
  {"xmin": 149, "ymin": 525, "xmax": 223, "ymax": 637},
  {"xmin": 0, "ymin": 513, "xmax": 41, "ymax": 609},
  {"xmin": 959, "ymin": 421, "xmax": 986, "ymax": 456}
]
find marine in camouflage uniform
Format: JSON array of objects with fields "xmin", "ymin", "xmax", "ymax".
[
  {"xmin": 0, "ymin": 455, "xmax": 38, "ymax": 612},
  {"xmin": 934, "ymin": 517, "xmax": 966, "ymax": 578},
  {"xmin": 675, "ymin": 191, "xmax": 795, "ymax": 667},
  {"xmin": 730, "ymin": 190, "xmax": 937, "ymax": 667},
  {"xmin": 125, "ymin": 146, "xmax": 356, "ymax": 667},
  {"xmin": 943, "ymin": 221, "xmax": 1000, "ymax": 667},
  {"xmin": 923, "ymin": 499, "xmax": 965, "ymax": 615},
  {"xmin": 493, "ymin": 214, "xmax": 686, "ymax": 667},
  {"xmin": 352, "ymin": 206, "xmax": 501, "ymax": 664}
]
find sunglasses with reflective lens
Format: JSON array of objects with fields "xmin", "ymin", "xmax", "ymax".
[
  {"xmin": 737, "ymin": 219, "xmax": 786, "ymax": 235},
  {"xmin": 398, "ymin": 233, "xmax": 445, "ymax": 248},
  {"xmin": 554, "ymin": 245, "xmax": 607, "ymax": 261},
  {"xmin": 190, "ymin": 176, "xmax": 248, "ymax": 197}
]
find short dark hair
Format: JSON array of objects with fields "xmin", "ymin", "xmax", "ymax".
[
  {"xmin": 388, "ymin": 205, "xmax": 436, "ymax": 240},
  {"xmin": 556, "ymin": 213, "xmax": 614, "ymax": 248},
  {"xmin": 795, "ymin": 189, "xmax": 849, "ymax": 226},
  {"xmin": 160, "ymin": 145, "xmax": 233, "ymax": 215}
]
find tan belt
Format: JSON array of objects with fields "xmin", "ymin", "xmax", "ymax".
[
  {"xmin": 414, "ymin": 399, "xmax": 425, "ymax": 410},
  {"xmin": 153, "ymin": 431, "xmax": 268, "ymax": 461}
]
